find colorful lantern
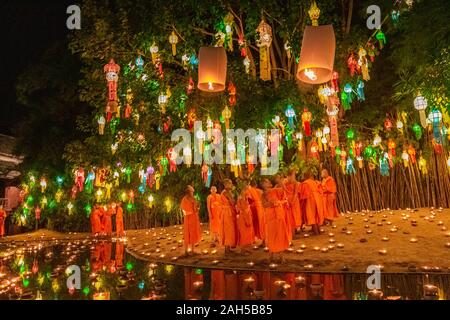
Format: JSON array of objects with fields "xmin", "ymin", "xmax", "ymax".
[
  {"xmin": 256, "ymin": 19, "xmax": 272, "ymax": 81},
  {"xmin": 197, "ymin": 47, "xmax": 227, "ymax": 92},
  {"xmin": 384, "ymin": 118, "xmax": 393, "ymax": 131},
  {"xmin": 427, "ymin": 108, "xmax": 443, "ymax": 144},
  {"xmin": 414, "ymin": 94, "xmax": 428, "ymax": 128},
  {"xmin": 104, "ymin": 59, "xmax": 120, "ymax": 102},
  {"xmin": 168, "ymin": 31, "xmax": 179, "ymax": 56},
  {"xmin": 356, "ymin": 80, "xmax": 365, "ymax": 101},
  {"xmin": 285, "ymin": 105, "xmax": 296, "ymax": 129},
  {"xmin": 301, "ymin": 108, "xmax": 312, "ymax": 137},
  {"xmin": 358, "ymin": 47, "xmax": 370, "ymax": 81},
  {"xmin": 297, "ymin": 2, "xmax": 335, "ymax": 84},
  {"xmin": 326, "ymin": 105, "xmax": 339, "ymax": 147}
]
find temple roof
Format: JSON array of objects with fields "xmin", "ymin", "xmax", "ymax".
[{"xmin": 0, "ymin": 134, "xmax": 22, "ymax": 180}]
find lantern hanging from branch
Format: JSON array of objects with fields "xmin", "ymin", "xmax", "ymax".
[
  {"xmin": 104, "ymin": 59, "xmax": 120, "ymax": 102},
  {"xmin": 168, "ymin": 31, "xmax": 179, "ymax": 56},
  {"xmin": 414, "ymin": 94, "xmax": 428, "ymax": 128},
  {"xmin": 197, "ymin": 47, "xmax": 227, "ymax": 92},
  {"xmin": 297, "ymin": 1, "xmax": 335, "ymax": 84},
  {"xmin": 326, "ymin": 105, "xmax": 339, "ymax": 147},
  {"xmin": 427, "ymin": 108, "xmax": 443, "ymax": 145},
  {"xmin": 256, "ymin": 19, "xmax": 272, "ymax": 81}
]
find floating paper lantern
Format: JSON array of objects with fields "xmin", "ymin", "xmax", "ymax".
[
  {"xmin": 197, "ymin": 47, "xmax": 227, "ymax": 92},
  {"xmin": 297, "ymin": 2, "xmax": 335, "ymax": 84}
]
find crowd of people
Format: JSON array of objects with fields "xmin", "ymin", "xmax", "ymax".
[
  {"xmin": 181, "ymin": 168, "xmax": 339, "ymax": 263},
  {"xmin": 90, "ymin": 202, "xmax": 125, "ymax": 237}
]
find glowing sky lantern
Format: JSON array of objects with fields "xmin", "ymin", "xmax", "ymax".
[
  {"xmin": 297, "ymin": 1, "xmax": 335, "ymax": 84},
  {"xmin": 197, "ymin": 47, "xmax": 227, "ymax": 92}
]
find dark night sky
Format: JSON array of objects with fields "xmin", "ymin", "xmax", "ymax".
[{"xmin": 0, "ymin": 0, "xmax": 76, "ymax": 135}]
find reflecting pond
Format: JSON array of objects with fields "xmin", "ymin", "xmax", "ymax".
[{"xmin": 0, "ymin": 240, "xmax": 448, "ymax": 300}]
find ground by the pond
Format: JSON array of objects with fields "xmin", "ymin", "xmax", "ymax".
[{"xmin": 1, "ymin": 208, "xmax": 449, "ymax": 273}]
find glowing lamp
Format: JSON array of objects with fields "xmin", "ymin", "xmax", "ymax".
[
  {"xmin": 297, "ymin": 25, "xmax": 335, "ymax": 84},
  {"xmin": 414, "ymin": 94, "xmax": 428, "ymax": 128},
  {"xmin": 197, "ymin": 47, "xmax": 227, "ymax": 92}
]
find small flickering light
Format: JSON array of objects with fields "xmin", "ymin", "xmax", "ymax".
[
  {"xmin": 445, "ymin": 243, "xmax": 450, "ymax": 248},
  {"xmin": 244, "ymin": 277, "xmax": 255, "ymax": 284},
  {"xmin": 321, "ymin": 248, "xmax": 328, "ymax": 253},
  {"xmin": 193, "ymin": 281, "xmax": 204, "ymax": 290},
  {"xmin": 346, "ymin": 231, "xmax": 352, "ymax": 235},
  {"xmin": 337, "ymin": 243, "xmax": 344, "ymax": 248},
  {"xmin": 423, "ymin": 284, "xmax": 439, "ymax": 300},
  {"xmin": 202, "ymin": 250, "xmax": 209, "ymax": 255},
  {"xmin": 328, "ymin": 233, "xmax": 334, "ymax": 237},
  {"xmin": 212, "ymin": 260, "xmax": 219, "ymax": 265},
  {"xmin": 269, "ymin": 263, "xmax": 278, "ymax": 269},
  {"xmin": 329, "ymin": 238, "xmax": 336, "ymax": 243},
  {"xmin": 382, "ymin": 237, "xmax": 389, "ymax": 242},
  {"xmin": 367, "ymin": 230, "xmax": 373, "ymax": 234},
  {"xmin": 295, "ymin": 276, "xmax": 306, "ymax": 285},
  {"xmin": 313, "ymin": 246, "xmax": 320, "ymax": 251},
  {"xmin": 296, "ymin": 249, "xmax": 304, "ymax": 254},
  {"xmin": 368, "ymin": 289, "xmax": 384, "ymax": 300},
  {"xmin": 378, "ymin": 249, "xmax": 387, "ymax": 255},
  {"xmin": 303, "ymin": 264, "xmax": 314, "ymax": 270},
  {"xmin": 410, "ymin": 238, "xmax": 418, "ymax": 243},
  {"xmin": 438, "ymin": 221, "xmax": 444, "ymax": 226},
  {"xmin": 247, "ymin": 261, "xmax": 255, "ymax": 267}
]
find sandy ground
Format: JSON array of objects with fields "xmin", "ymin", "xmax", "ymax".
[{"xmin": 1, "ymin": 208, "xmax": 450, "ymax": 273}]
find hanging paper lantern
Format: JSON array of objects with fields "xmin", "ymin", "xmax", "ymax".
[
  {"xmin": 412, "ymin": 123, "xmax": 422, "ymax": 140},
  {"xmin": 98, "ymin": 115, "xmax": 105, "ymax": 135},
  {"xmin": 384, "ymin": 118, "xmax": 393, "ymax": 131},
  {"xmin": 331, "ymin": 71, "xmax": 339, "ymax": 92},
  {"xmin": 168, "ymin": 31, "xmax": 179, "ymax": 56},
  {"xmin": 135, "ymin": 55, "xmax": 144, "ymax": 69},
  {"xmin": 408, "ymin": 145, "xmax": 416, "ymax": 164},
  {"xmin": 396, "ymin": 120, "xmax": 404, "ymax": 133},
  {"xmin": 388, "ymin": 139, "xmax": 396, "ymax": 156},
  {"xmin": 297, "ymin": 2, "xmax": 335, "ymax": 84},
  {"xmin": 228, "ymin": 82, "xmax": 236, "ymax": 106},
  {"xmin": 358, "ymin": 47, "xmax": 370, "ymax": 81},
  {"xmin": 347, "ymin": 52, "xmax": 359, "ymax": 77},
  {"xmin": 373, "ymin": 134, "xmax": 382, "ymax": 146},
  {"xmin": 285, "ymin": 105, "xmax": 296, "ymax": 129},
  {"xmin": 256, "ymin": 19, "xmax": 272, "ymax": 81},
  {"xmin": 104, "ymin": 59, "xmax": 120, "ymax": 102},
  {"xmin": 222, "ymin": 106, "xmax": 232, "ymax": 129},
  {"xmin": 149, "ymin": 42, "xmax": 159, "ymax": 64},
  {"xmin": 375, "ymin": 30, "xmax": 386, "ymax": 49},
  {"xmin": 419, "ymin": 156, "xmax": 428, "ymax": 175},
  {"xmin": 414, "ymin": 94, "xmax": 428, "ymax": 128},
  {"xmin": 301, "ymin": 108, "xmax": 312, "ymax": 137},
  {"xmin": 346, "ymin": 128, "xmax": 355, "ymax": 140},
  {"xmin": 427, "ymin": 108, "xmax": 443, "ymax": 144},
  {"xmin": 326, "ymin": 105, "xmax": 339, "ymax": 147},
  {"xmin": 356, "ymin": 80, "xmax": 365, "ymax": 101},
  {"xmin": 197, "ymin": 47, "xmax": 227, "ymax": 92}
]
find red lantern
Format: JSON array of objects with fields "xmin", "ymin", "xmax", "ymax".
[
  {"xmin": 104, "ymin": 59, "xmax": 120, "ymax": 102},
  {"xmin": 302, "ymin": 108, "xmax": 312, "ymax": 137},
  {"xmin": 384, "ymin": 118, "xmax": 393, "ymax": 131}
]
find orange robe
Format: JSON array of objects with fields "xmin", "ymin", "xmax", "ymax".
[
  {"xmin": 299, "ymin": 179, "xmax": 324, "ymax": 226},
  {"xmin": 323, "ymin": 275, "xmax": 346, "ymax": 300},
  {"xmin": 219, "ymin": 191, "xmax": 237, "ymax": 247},
  {"xmin": 284, "ymin": 181, "xmax": 302, "ymax": 228},
  {"xmin": 246, "ymin": 186, "xmax": 265, "ymax": 240},
  {"xmin": 98, "ymin": 207, "xmax": 105, "ymax": 232},
  {"xmin": 181, "ymin": 196, "xmax": 202, "ymax": 247},
  {"xmin": 236, "ymin": 195, "xmax": 255, "ymax": 246},
  {"xmin": 207, "ymin": 194, "xmax": 222, "ymax": 234},
  {"xmin": 115, "ymin": 242, "xmax": 124, "ymax": 268},
  {"xmin": 210, "ymin": 270, "xmax": 226, "ymax": 300},
  {"xmin": 263, "ymin": 188, "xmax": 290, "ymax": 253},
  {"xmin": 0, "ymin": 209, "xmax": 6, "ymax": 236},
  {"xmin": 322, "ymin": 176, "xmax": 339, "ymax": 220},
  {"xmin": 115, "ymin": 207, "xmax": 124, "ymax": 236},
  {"xmin": 103, "ymin": 208, "xmax": 113, "ymax": 235},
  {"xmin": 91, "ymin": 209, "xmax": 102, "ymax": 234}
]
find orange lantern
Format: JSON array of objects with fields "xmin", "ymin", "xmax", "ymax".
[
  {"xmin": 297, "ymin": 1, "xmax": 335, "ymax": 84},
  {"xmin": 197, "ymin": 47, "xmax": 227, "ymax": 92}
]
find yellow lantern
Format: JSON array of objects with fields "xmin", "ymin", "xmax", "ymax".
[
  {"xmin": 297, "ymin": 1, "xmax": 335, "ymax": 84},
  {"xmin": 168, "ymin": 31, "xmax": 178, "ymax": 56},
  {"xmin": 197, "ymin": 47, "xmax": 227, "ymax": 92}
]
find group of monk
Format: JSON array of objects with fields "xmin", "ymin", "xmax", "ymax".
[
  {"xmin": 90, "ymin": 202, "xmax": 125, "ymax": 237},
  {"xmin": 181, "ymin": 168, "xmax": 339, "ymax": 263}
]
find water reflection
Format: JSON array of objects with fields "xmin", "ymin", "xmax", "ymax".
[{"xmin": 0, "ymin": 240, "xmax": 448, "ymax": 300}]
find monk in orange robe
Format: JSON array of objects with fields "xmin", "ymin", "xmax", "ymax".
[
  {"xmin": 103, "ymin": 204, "xmax": 114, "ymax": 236},
  {"xmin": 299, "ymin": 171, "xmax": 324, "ymax": 235},
  {"xmin": 283, "ymin": 168, "xmax": 303, "ymax": 231},
  {"xmin": 273, "ymin": 174, "xmax": 293, "ymax": 241},
  {"xmin": 0, "ymin": 205, "xmax": 6, "ymax": 238},
  {"xmin": 98, "ymin": 205, "xmax": 105, "ymax": 235},
  {"xmin": 245, "ymin": 182, "xmax": 265, "ymax": 244},
  {"xmin": 91, "ymin": 205, "xmax": 102, "ymax": 236},
  {"xmin": 115, "ymin": 202, "xmax": 125, "ymax": 237},
  {"xmin": 261, "ymin": 178, "xmax": 290, "ymax": 263},
  {"xmin": 219, "ymin": 179, "xmax": 238, "ymax": 254},
  {"xmin": 321, "ymin": 169, "xmax": 339, "ymax": 224},
  {"xmin": 115, "ymin": 242, "xmax": 124, "ymax": 268},
  {"xmin": 180, "ymin": 185, "xmax": 202, "ymax": 255},
  {"xmin": 206, "ymin": 186, "xmax": 222, "ymax": 244},
  {"xmin": 236, "ymin": 184, "xmax": 254, "ymax": 253}
]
